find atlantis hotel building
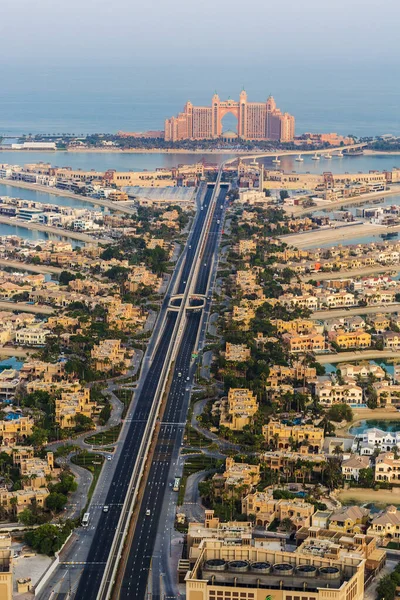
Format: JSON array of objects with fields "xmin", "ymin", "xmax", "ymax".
[{"xmin": 165, "ymin": 91, "xmax": 295, "ymax": 143}]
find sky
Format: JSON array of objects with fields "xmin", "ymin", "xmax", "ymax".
[
  {"xmin": 1, "ymin": 0, "xmax": 398, "ymax": 66},
  {"xmin": 0, "ymin": 0, "xmax": 400, "ymax": 136}
]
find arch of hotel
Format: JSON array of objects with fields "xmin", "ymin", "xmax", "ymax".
[{"xmin": 164, "ymin": 90, "xmax": 295, "ymax": 143}]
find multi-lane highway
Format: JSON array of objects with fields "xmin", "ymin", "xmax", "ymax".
[
  {"xmin": 118, "ymin": 184, "xmax": 228, "ymax": 599},
  {"xmin": 72, "ymin": 183, "xmax": 221, "ymax": 600}
]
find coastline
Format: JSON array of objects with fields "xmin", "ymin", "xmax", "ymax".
[{"xmin": 0, "ymin": 215, "xmax": 99, "ymax": 244}]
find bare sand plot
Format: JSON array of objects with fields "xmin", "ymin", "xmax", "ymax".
[{"xmin": 337, "ymin": 487, "xmax": 400, "ymax": 506}]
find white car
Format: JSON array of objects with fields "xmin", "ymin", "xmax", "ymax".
[
  {"xmin": 146, "ymin": 509, "xmax": 151, "ymax": 516},
  {"xmin": 107, "ymin": 455, "xmax": 112, "ymax": 461},
  {"xmin": 103, "ymin": 505, "xmax": 109, "ymax": 513},
  {"xmin": 186, "ymin": 376, "xmax": 190, "ymax": 381}
]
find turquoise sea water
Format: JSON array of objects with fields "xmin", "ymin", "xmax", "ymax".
[{"xmin": 350, "ymin": 420, "xmax": 400, "ymax": 435}]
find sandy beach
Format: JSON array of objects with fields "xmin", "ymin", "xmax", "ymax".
[
  {"xmin": 337, "ymin": 487, "xmax": 400, "ymax": 505},
  {"xmin": 281, "ymin": 220, "xmax": 400, "ymax": 249}
]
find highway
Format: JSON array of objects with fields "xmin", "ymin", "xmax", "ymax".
[
  {"xmin": 117, "ymin": 184, "xmax": 228, "ymax": 599},
  {"xmin": 71, "ymin": 183, "xmax": 218, "ymax": 600}
]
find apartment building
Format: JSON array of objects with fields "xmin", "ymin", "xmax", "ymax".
[
  {"xmin": 266, "ymin": 363, "xmax": 317, "ymax": 387},
  {"xmin": 225, "ymin": 343, "xmax": 251, "ymax": 362},
  {"xmin": 263, "ymin": 420, "xmax": 324, "ymax": 452},
  {"xmin": 260, "ymin": 450, "xmax": 326, "ymax": 473},
  {"xmin": 0, "ymin": 534, "xmax": 12, "ymax": 600},
  {"xmin": 231, "ymin": 303, "xmax": 256, "ymax": 330},
  {"xmin": 186, "ymin": 511, "xmax": 253, "ymax": 565},
  {"xmin": 296, "ymin": 527, "xmax": 386, "ymax": 574},
  {"xmin": 217, "ymin": 388, "xmax": 259, "ymax": 431},
  {"xmin": 185, "ymin": 540, "xmax": 366, "ymax": 600},
  {"xmin": 107, "ymin": 302, "xmax": 146, "ymax": 332},
  {"xmin": 125, "ymin": 264, "xmax": 161, "ymax": 292}
]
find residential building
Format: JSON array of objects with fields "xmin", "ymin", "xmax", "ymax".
[
  {"xmin": 329, "ymin": 330, "xmax": 371, "ymax": 350},
  {"xmin": 374, "ymin": 452, "xmax": 400, "ymax": 484},
  {"xmin": 55, "ymin": 387, "xmax": 97, "ymax": 428},
  {"xmin": 91, "ymin": 339, "xmax": 127, "ymax": 372},
  {"xmin": 315, "ymin": 381, "xmax": 363, "ymax": 405},
  {"xmin": 212, "ymin": 457, "xmax": 260, "ymax": 496},
  {"xmin": 328, "ymin": 506, "xmax": 370, "ymax": 534},
  {"xmin": 382, "ymin": 331, "xmax": 400, "ymax": 350},
  {"xmin": 0, "ymin": 486, "xmax": 49, "ymax": 514},
  {"xmin": 263, "ymin": 420, "xmax": 324, "ymax": 453},
  {"xmin": 225, "ymin": 343, "xmax": 251, "ymax": 362},
  {"xmin": 186, "ymin": 511, "xmax": 252, "ymax": 564},
  {"xmin": 282, "ymin": 332, "xmax": 325, "ymax": 353},
  {"xmin": 242, "ymin": 488, "xmax": 314, "ymax": 529},
  {"xmin": 15, "ymin": 327, "xmax": 50, "ymax": 346},
  {"xmin": 352, "ymin": 428, "xmax": 400, "ymax": 454},
  {"xmin": 0, "ymin": 416, "xmax": 34, "ymax": 446},
  {"xmin": 342, "ymin": 455, "xmax": 370, "ymax": 481},
  {"xmin": 338, "ymin": 363, "xmax": 386, "ymax": 381},
  {"xmin": 216, "ymin": 388, "xmax": 259, "ymax": 431},
  {"xmin": 368, "ymin": 505, "xmax": 400, "ymax": 540}
]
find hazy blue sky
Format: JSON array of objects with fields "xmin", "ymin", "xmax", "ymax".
[
  {"xmin": 1, "ymin": 0, "xmax": 398, "ymax": 65},
  {"xmin": 1, "ymin": 0, "xmax": 399, "ymax": 135}
]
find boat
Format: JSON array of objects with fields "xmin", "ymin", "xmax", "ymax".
[
  {"xmin": 272, "ymin": 157, "xmax": 281, "ymax": 164},
  {"xmin": 312, "ymin": 154, "xmax": 320, "ymax": 160},
  {"xmin": 344, "ymin": 150, "xmax": 364, "ymax": 156},
  {"xmin": 336, "ymin": 151, "xmax": 344, "ymax": 157},
  {"xmin": 324, "ymin": 154, "xmax": 332, "ymax": 159},
  {"xmin": 295, "ymin": 155, "xmax": 304, "ymax": 162}
]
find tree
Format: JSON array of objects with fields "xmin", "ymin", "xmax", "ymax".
[
  {"xmin": 376, "ymin": 574, "xmax": 396, "ymax": 600},
  {"xmin": 46, "ymin": 492, "xmax": 68, "ymax": 512},
  {"xmin": 279, "ymin": 517, "xmax": 295, "ymax": 532},
  {"xmin": 29, "ymin": 427, "xmax": 48, "ymax": 448},
  {"xmin": 327, "ymin": 404, "xmax": 353, "ymax": 423},
  {"xmin": 358, "ymin": 467, "xmax": 374, "ymax": 487},
  {"xmin": 18, "ymin": 508, "xmax": 38, "ymax": 526},
  {"xmin": 280, "ymin": 190, "xmax": 289, "ymax": 201}
]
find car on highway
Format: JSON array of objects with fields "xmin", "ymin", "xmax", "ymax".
[
  {"xmin": 146, "ymin": 509, "xmax": 151, "ymax": 516},
  {"xmin": 178, "ymin": 372, "xmax": 182, "ymax": 377},
  {"xmin": 186, "ymin": 376, "xmax": 190, "ymax": 381},
  {"xmin": 103, "ymin": 505, "xmax": 109, "ymax": 513}
]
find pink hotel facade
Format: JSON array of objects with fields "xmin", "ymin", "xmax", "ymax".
[{"xmin": 164, "ymin": 91, "xmax": 295, "ymax": 142}]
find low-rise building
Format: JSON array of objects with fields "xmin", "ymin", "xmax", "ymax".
[
  {"xmin": 217, "ymin": 388, "xmax": 259, "ymax": 431},
  {"xmin": 0, "ymin": 416, "xmax": 34, "ymax": 446},
  {"xmin": 315, "ymin": 381, "xmax": 363, "ymax": 405},
  {"xmin": 368, "ymin": 505, "xmax": 400, "ymax": 540},
  {"xmin": 212, "ymin": 457, "xmax": 260, "ymax": 496},
  {"xmin": 328, "ymin": 506, "xmax": 370, "ymax": 534},
  {"xmin": 295, "ymin": 527, "xmax": 386, "ymax": 574},
  {"xmin": 263, "ymin": 420, "xmax": 324, "ymax": 453},
  {"xmin": 374, "ymin": 452, "xmax": 400, "ymax": 483},
  {"xmin": 329, "ymin": 330, "xmax": 371, "ymax": 350},
  {"xmin": 15, "ymin": 326, "xmax": 50, "ymax": 346},
  {"xmin": 282, "ymin": 332, "xmax": 325, "ymax": 353},
  {"xmin": 0, "ymin": 486, "xmax": 49, "ymax": 514},
  {"xmin": 342, "ymin": 455, "xmax": 370, "ymax": 481},
  {"xmin": 91, "ymin": 339, "xmax": 127, "ymax": 372},
  {"xmin": 242, "ymin": 488, "xmax": 314, "ymax": 529},
  {"xmin": 224, "ymin": 343, "xmax": 251, "ymax": 362},
  {"xmin": 55, "ymin": 387, "xmax": 97, "ymax": 428}
]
